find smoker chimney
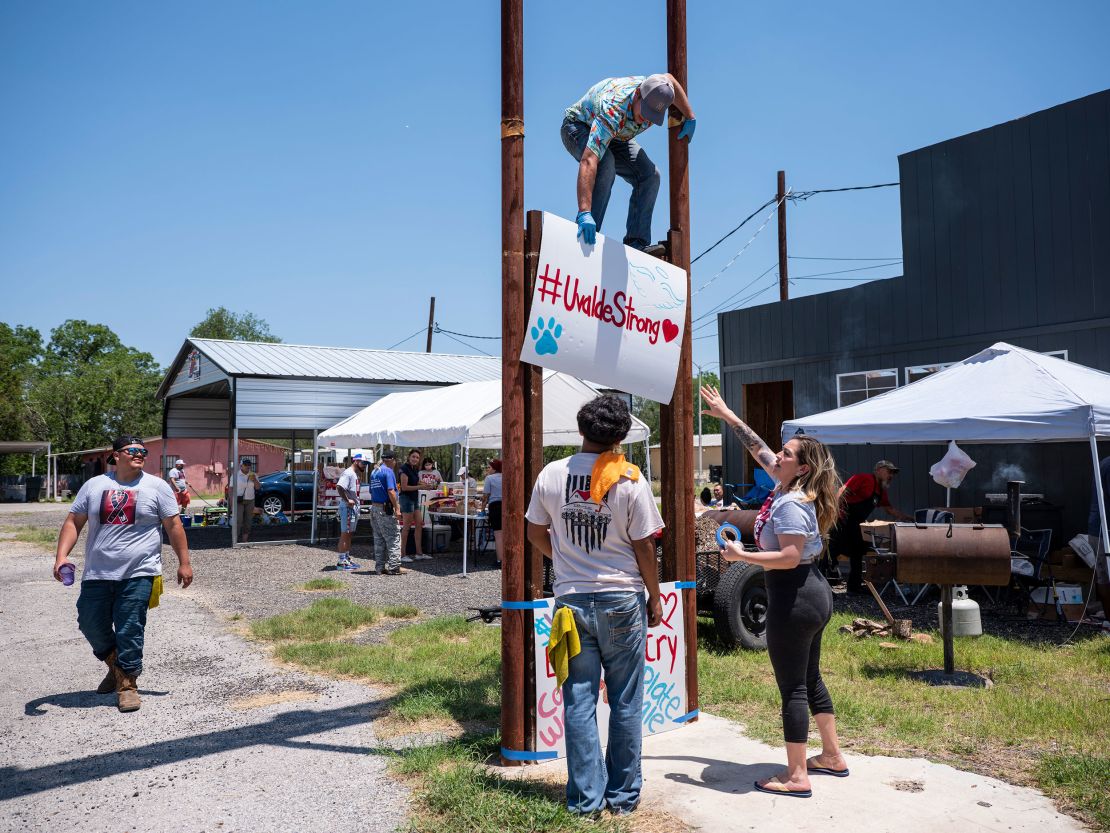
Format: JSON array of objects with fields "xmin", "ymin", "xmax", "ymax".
[{"xmin": 1006, "ymin": 480, "xmax": 1024, "ymax": 537}]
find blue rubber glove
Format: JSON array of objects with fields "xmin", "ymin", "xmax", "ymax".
[
  {"xmin": 678, "ymin": 117, "xmax": 696, "ymax": 142},
  {"xmin": 576, "ymin": 210, "xmax": 596, "ymax": 245}
]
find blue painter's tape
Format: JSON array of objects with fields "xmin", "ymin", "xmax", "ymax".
[
  {"xmin": 673, "ymin": 709, "xmax": 700, "ymax": 724},
  {"xmin": 501, "ymin": 600, "xmax": 549, "ymax": 610},
  {"xmin": 500, "ymin": 746, "xmax": 559, "ymax": 761},
  {"xmin": 715, "ymin": 523, "xmax": 741, "ymax": 548},
  {"xmin": 674, "ymin": 581, "xmax": 696, "ymax": 589}
]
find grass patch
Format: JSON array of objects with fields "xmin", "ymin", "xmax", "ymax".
[
  {"xmin": 250, "ymin": 598, "xmax": 382, "ymax": 642},
  {"xmin": 1038, "ymin": 754, "xmax": 1110, "ymax": 830},
  {"xmin": 299, "ymin": 578, "xmax": 347, "ymax": 592},
  {"xmin": 698, "ymin": 611, "xmax": 1110, "ymax": 828},
  {"xmin": 9, "ymin": 526, "xmax": 57, "ymax": 547},
  {"xmin": 382, "ymin": 604, "xmax": 419, "ymax": 619}
]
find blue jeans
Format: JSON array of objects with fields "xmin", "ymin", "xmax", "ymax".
[
  {"xmin": 560, "ymin": 118, "xmax": 660, "ymax": 250},
  {"xmin": 76, "ymin": 576, "xmax": 155, "ymax": 677},
  {"xmin": 556, "ymin": 591, "xmax": 647, "ymax": 814}
]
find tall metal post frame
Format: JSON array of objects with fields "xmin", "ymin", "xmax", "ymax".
[
  {"xmin": 499, "ymin": 0, "xmax": 528, "ymax": 767},
  {"xmin": 661, "ymin": 0, "xmax": 698, "ymax": 716}
]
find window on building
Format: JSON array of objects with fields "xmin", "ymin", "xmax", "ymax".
[
  {"xmin": 238, "ymin": 454, "xmax": 259, "ymax": 473},
  {"xmin": 905, "ymin": 362, "xmax": 956, "ymax": 385},
  {"xmin": 161, "ymin": 455, "xmax": 176, "ymax": 477},
  {"xmin": 836, "ymin": 369, "xmax": 898, "ymax": 406}
]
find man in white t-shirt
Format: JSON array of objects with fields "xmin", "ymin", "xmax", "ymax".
[
  {"xmin": 334, "ymin": 453, "xmax": 370, "ymax": 571},
  {"xmin": 526, "ymin": 395, "xmax": 663, "ymax": 817},
  {"xmin": 53, "ymin": 435, "xmax": 193, "ymax": 713},
  {"xmin": 167, "ymin": 459, "xmax": 189, "ymax": 512}
]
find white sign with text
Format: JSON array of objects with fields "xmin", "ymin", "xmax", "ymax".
[
  {"xmin": 519, "ymin": 213, "xmax": 688, "ymax": 404},
  {"xmin": 532, "ymin": 582, "xmax": 690, "ymax": 758}
]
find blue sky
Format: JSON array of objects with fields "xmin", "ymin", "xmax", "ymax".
[{"xmin": 2, "ymin": 1, "xmax": 1107, "ymax": 374}]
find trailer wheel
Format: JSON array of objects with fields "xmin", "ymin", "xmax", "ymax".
[{"xmin": 713, "ymin": 562, "xmax": 768, "ymax": 651}]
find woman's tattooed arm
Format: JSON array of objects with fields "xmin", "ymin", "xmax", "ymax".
[{"xmin": 730, "ymin": 420, "xmax": 776, "ymax": 472}]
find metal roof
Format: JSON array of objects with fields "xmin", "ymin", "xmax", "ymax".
[
  {"xmin": 0, "ymin": 441, "xmax": 51, "ymax": 454},
  {"xmin": 182, "ymin": 339, "xmax": 499, "ymax": 385}
]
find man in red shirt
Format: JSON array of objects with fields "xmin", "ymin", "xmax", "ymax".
[{"xmin": 829, "ymin": 460, "xmax": 912, "ymax": 593}]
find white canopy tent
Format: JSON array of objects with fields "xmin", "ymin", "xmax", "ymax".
[
  {"xmin": 318, "ymin": 370, "xmax": 651, "ymax": 575},
  {"xmin": 782, "ymin": 342, "xmax": 1110, "ymax": 567}
]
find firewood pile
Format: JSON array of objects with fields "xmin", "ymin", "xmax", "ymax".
[
  {"xmin": 695, "ymin": 514, "xmax": 723, "ymax": 552},
  {"xmin": 840, "ymin": 618, "xmax": 933, "ymax": 643}
]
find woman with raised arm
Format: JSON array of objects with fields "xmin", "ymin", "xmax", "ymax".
[{"xmin": 701, "ymin": 385, "xmax": 848, "ymax": 798}]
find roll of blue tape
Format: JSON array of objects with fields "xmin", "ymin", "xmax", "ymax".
[{"xmin": 715, "ymin": 522, "xmax": 741, "ymax": 548}]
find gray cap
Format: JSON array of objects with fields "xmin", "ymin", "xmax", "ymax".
[
  {"xmin": 380, "ymin": 449, "xmax": 396, "ymax": 459},
  {"xmin": 637, "ymin": 74, "xmax": 674, "ymax": 127}
]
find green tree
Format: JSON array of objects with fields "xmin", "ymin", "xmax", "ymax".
[
  {"xmin": 0, "ymin": 323, "xmax": 44, "ymax": 474},
  {"xmin": 28, "ymin": 321, "xmax": 162, "ymax": 468},
  {"xmin": 631, "ymin": 371, "xmax": 721, "ymax": 445},
  {"xmin": 190, "ymin": 307, "xmax": 280, "ymax": 342}
]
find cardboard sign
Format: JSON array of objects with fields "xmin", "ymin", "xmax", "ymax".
[
  {"xmin": 519, "ymin": 213, "xmax": 688, "ymax": 404},
  {"xmin": 533, "ymin": 582, "xmax": 690, "ymax": 758}
]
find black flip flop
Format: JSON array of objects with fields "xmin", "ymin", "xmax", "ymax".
[
  {"xmin": 807, "ymin": 765, "xmax": 850, "ymax": 778},
  {"xmin": 753, "ymin": 780, "xmax": 812, "ymax": 798}
]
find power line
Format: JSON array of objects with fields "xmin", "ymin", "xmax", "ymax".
[
  {"xmin": 385, "ymin": 327, "xmax": 427, "ymax": 350},
  {"xmin": 788, "ymin": 181, "xmax": 899, "ymax": 201},
  {"xmin": 433, "ymin": 324, "xmax": 501, "ymax": 340},
  {"xmin": 435, "ymin": 329, "xmax": 496, "ymax": 357},
  {"xmin": 790, "ymin": 261, "xmax": 902, "ymax": 280},
  {"xmin": 790, "ymin": 255, "xmax": 902, "ymax": 262},
  {"xmin": 693, "ymin": 276, "xmax": 778, "ymax": 333},
  {"xmin": 690, "ymin": 196, "xmax": 777, "ymax": 265},
  {"xmin": 691, "ymin": 194, "xmax": 787, "ymax": 297},
  {"xmin": 693, "ymin": 261, "xmax": 778, "ymax": 323}
]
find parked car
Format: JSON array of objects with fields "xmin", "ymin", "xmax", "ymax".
[{"xmin": 256, "ymin": 471, "xmax": 316, "ymax": 516}]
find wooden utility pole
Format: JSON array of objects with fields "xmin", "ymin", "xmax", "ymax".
[
  {"xmin": 777, "ymin": 170, "xmax": 789, "ymax": 301},
  {"xmin": 499, "ymin": 0, "xmax": 527, "ymax": 767},
  {"xmin": 661, "ymin": 0, "xmax": 698, "ymax": 716},
  {"xmin": 425, "ymin": 296, "xmax": 436, "ymax": 352}
]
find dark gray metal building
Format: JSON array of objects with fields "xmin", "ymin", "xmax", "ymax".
[{"xmin": 718, "ymin": 89, "xmax": 1110, "ymax": 538}]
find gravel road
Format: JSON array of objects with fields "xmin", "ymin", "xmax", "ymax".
[{"xmin": 0, "ymin": 508, "xmax": 415, "ymax": 833}]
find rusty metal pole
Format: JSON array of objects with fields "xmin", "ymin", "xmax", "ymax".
[
  {"xmin": 777, "ymin": 170, "xmax": 789, "ymax": 301},
  {"xmin": 425, "ymin": 296, "xmax": 435, "ymax": 352},
  {"xmin": 664, "ymin": 0, "xmax": 698, "ymax": 717},
  {"xmin": 499, "ymin": 0, "xmax": 526, "ymax": 767}
]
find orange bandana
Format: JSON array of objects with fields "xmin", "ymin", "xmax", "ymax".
[{"xmin": 589, "ymin": 451, "xmax": 641, "ymax": 504}]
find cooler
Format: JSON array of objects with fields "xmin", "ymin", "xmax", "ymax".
[{"xmin": 424, "ymin": 524, "xmax": 452, "ymax": 553}]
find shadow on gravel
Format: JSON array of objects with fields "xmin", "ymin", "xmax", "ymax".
[
  {"xmin": 25, "ymin": 689, "xmax": 169, "ymax": 715},
  {"xmin": 0, "ymin": 700, "xmax": 389, "ymax": 801}
]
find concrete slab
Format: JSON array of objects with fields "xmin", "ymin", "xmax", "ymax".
[{"xmin": 517, "ymin": 714, "xmax": 1084, "ymax": 832}]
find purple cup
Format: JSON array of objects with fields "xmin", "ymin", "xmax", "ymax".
[{"xmin": 59, "ymin": 563, "xmax": 75, "ymax": 586}]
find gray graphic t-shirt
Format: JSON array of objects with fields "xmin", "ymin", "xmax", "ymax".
[{"xmin": 70, "ymin": 472, "xmax": 180, "ymax": 581}]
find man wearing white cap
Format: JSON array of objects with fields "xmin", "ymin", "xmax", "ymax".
[
  {"xmin": 561, "ymin": 74, "xmax": 696, "ymax": 254},
  {"xmin": 167, "ymin": 459, "xmax": 189, "ymax": 513}
]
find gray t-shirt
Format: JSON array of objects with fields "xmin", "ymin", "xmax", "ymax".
[
  {"xmin": 483, "ymin": 472, "xmax": 503, "ymax": 503},
  {"xmin": 756, "ymin": 490, "xmax": 824, "ymax": 564},
  {"xmin": 337, "ymin": 467, "xmax": 360, "ymax": 506},
  {"xmin": 70, "ymin": 472, "xmax": 180, "ymax": 581},
  {"xmin": 526, "ymin": 453, "xmax": 664, "ymax": 596}
]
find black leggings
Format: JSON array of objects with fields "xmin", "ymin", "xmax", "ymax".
[{"xmin": 765, "ymin": 562, "xmax": 835, "ymax": 743}]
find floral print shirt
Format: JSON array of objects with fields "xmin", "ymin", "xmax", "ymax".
[{"xmin": 564, "ymin": 76, "xmax": 651, "ymax": 161}]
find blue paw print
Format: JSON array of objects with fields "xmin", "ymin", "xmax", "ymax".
[{"xmin": 530, "ymin": 316, "xmax": 562, "ymax": 355}]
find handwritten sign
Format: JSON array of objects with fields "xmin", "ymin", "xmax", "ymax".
[
  {"xmin": 519, "ymin": 212, "xmax": 688, "ymax": 404},
  {"xmin": 533, "ymin": 582, "xmax": 689, "ymax": 758}
]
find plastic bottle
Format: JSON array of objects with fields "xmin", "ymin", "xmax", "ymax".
[{"xmin": 59, "ymin": 563, "xmax": 76, "ymax": 586}]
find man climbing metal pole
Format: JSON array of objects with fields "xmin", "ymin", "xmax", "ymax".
[{"xmin": 561, "ymin": 74, "xmax": 696, "ymax": 255}]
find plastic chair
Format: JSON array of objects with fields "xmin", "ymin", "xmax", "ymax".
[{"xmin": 728, "ymin": 469, "xmax": 775, "ymax": 508}]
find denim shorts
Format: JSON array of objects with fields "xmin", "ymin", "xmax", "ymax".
[
  {"xmin": 398, "ymin": 493, "xmax": 419, "ymax": 515},
  {"xmin": 338, "ymin": 503, "xmax": 359, "ymax": 533}
]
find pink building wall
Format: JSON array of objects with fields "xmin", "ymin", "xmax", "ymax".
[{"xmin": 80, "ymin": 437, "xmax": 287, "ymax": 495}]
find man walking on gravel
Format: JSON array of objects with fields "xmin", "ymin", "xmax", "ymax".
[
  {"xmin": 368, "ymin": 450, "xmax": 403, "ymax": 575},
  {"xmin": 335, "ymin": 453, "xmax": 370, "ymax": 571},
  {"xmin": 53, "ymin": 435, "xmax": 193, "ymax": 712}
]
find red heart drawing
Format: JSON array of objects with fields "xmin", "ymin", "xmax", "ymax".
[
  {"xmin": 662, "ymin": 319, "xmax": 679, "ymax": 343},
  {"xmin": 658, "ymin": 591, "xmax": 678, "ymax": 630}
]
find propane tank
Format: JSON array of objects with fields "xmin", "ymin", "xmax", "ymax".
[{"xmin": 938, "ymin": 586, "xmax": 982, "ymax": 638}]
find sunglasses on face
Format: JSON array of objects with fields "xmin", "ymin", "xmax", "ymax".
[{"xmin": 120, "ymin": 447, "xmax": 148, "ymax": 458}]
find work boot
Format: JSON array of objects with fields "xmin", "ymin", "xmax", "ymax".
[
  {"xmin": 116, "ymin": 670, "xmax": 141, "ymax": 713},
  {"xmin": 97, "ymin": 649, "xmax": 119, "ymax": 694}
]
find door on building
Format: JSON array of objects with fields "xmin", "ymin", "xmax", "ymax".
[{"xmin": 741, "ymin": 381, "xmax": 794, "ymax": 487}]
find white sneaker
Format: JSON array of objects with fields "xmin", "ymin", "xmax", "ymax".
[
  {"xmin": 416, "ymin": 554, "xmax": 432, "ymax": 560},
  {"xmin": 400, "ymin": 555, "xmax": 414, "ymax": 563}
]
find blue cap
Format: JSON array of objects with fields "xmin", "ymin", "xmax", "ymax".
[{"xmin": 352, "ymin": 452, "xmax": 372, "ymax": 463}]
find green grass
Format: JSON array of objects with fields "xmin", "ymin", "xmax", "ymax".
[
  {"xmin": 698, "ymin": 611, "xmax": 1110, "ymax": 828},
  {"xmin": 9, "ymin": 526, "xmax": 57, "ymax": 547},
  {"xmin": 250, "ymin": 598, "xmax": 384, "ymax": 641},
  {"xmin": 299, "ymin": 578, "xmax": 347, "ymax": 592}
]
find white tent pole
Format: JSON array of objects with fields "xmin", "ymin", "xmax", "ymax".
[
  {"xmin": 462, "ymin": 441, "xmax": 470, "ymax": 578},
  {"xmin": 1089, "ymin": 433, "xmax": 1109, "ymax": 573},
  {"xmin": 231, "ymin": 429, "xmax": 239, "ymax": 546},
  {"xmin": 310, "ymin": 429, "xmax": 320, "ymax": 544}
]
